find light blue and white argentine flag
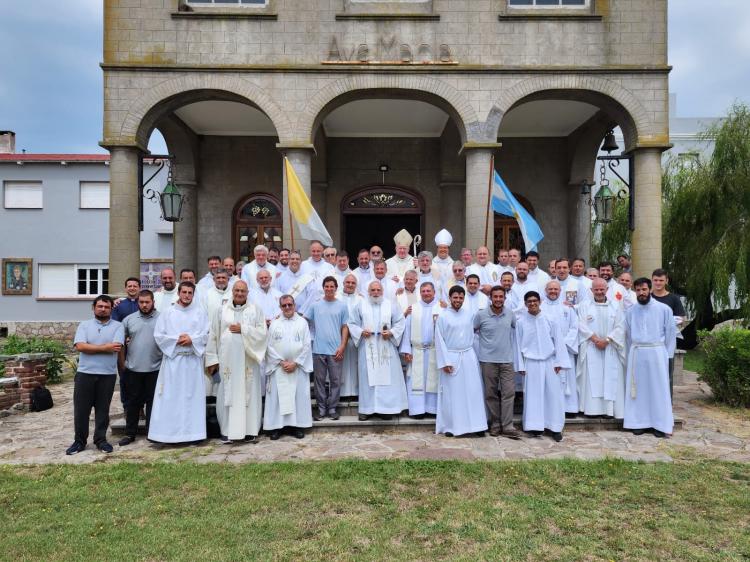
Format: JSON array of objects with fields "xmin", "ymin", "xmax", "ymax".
[{"xmin": 491, "ymin": 170, "xmax": 544, "ymax": 251}]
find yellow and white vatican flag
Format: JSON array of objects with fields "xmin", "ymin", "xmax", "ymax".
[{"xmin": 284, "ymin": 157, "xmax": 333, "ymax": 246}]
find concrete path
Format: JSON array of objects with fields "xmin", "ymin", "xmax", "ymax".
[{"xmin": 1, "ymin": 372, "xmax": 748, "ymax": 464}]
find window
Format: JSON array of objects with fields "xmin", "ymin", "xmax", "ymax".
[
  {"xmin": 508, "ymin": 0, "xmax": 587, "ymax": 6},
  {"xmin": 186, "ymin": 0, "xmax": 267, "ymax": 5},
  {"xmin": 38, "ymin": 264, "xmax": 109, "ymax": 298},
  {"xmin": 4, "ymin": 181, "xmax": 43, "ymax": 209},
  {"xmin": 80, "ymin": 182, "xmax": 110, "ymax": 209}
]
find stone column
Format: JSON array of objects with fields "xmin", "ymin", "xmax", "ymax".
[
  {"xmin": 463, "ymin": 144, "xmax": 500, "ymax": 256},
  {"xmin": 631, "ymin": 148, "xmax": 663, "ymax": 277},
  {"xmin": 173, "ymin": 180, "xmax": 198, "ymax": 272},
  {"xmin": 568, "ymin": 181, "xmax": 591, "ymax": 264},
  {"xmin": 108, "ymin": 146, "xmax": 141, "ymax": 293},
  {"xmin": 278, "ymin": 145, "xmax": 315, "ymax": 255}
]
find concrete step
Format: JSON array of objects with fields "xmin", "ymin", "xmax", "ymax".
[{"xmin": 111, "ymin": 412, "xmax": 683, "ymax": 435}]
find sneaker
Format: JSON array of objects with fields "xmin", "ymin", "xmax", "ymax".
[
  {"xmin": 220, "ymin": 435, "xmax": 232, "ymax": 445},
  {"xmin": 502, "ymin": 428, "xmax": 523, "ymax": 440},
  {"xmin": 118, "ymin": 436, "xmax": 136, "ymax": 447},
  {"xmin": 551, "ymin": 432, "xmax": 563, "ymax": 442},
  {"xmin": 97, "ymin": 441, "xmax": 114, "ymax": 454},
  {"xmin": 269, "ymin": 430, "xmax": 281, "ymax": 441},
  {"xmin": 292, "ymin": 429, "xmax": 305, "ymax": 439},
  {"xmin": 328, "ymin": 411, "xmax": 340, "ymax": 420},
  {"xmin": 65, "ymin": 442, "xmax": 85, "ymax": 456},
  {"xmin": 489, "ymin": 427, "xmax": 502, "ymax": 437},
  {"xmin": 358, "ymin": 414, "xmax": 370, "ymax": 421}
]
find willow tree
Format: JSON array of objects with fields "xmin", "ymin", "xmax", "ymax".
[{"xmin": 664, "ymin": 102, "xmax": 750, "ymax": 327}]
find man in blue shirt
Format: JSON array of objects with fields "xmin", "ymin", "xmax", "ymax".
[
  {"xmin": 305, "ymin": 276, "xmax": 349, "ymax": 420},
  {"xmin": 66, "ymin": 295, "xmax": 125, "ymax": 455},
  {"xmin": 112, "ymin": 276, "xmax": 141, "ymax": 414}
]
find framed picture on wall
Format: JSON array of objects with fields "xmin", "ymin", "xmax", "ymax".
[{"xmin": 2, "ymin": 258, "xmax": 33, "ymax": 296}]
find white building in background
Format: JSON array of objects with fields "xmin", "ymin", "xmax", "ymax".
[{"xmin": 0, "ymin": 131, "xmax": 172, "ymax": 340}]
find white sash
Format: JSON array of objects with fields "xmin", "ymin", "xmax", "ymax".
[
  {"xmin": 362, "ymin": 300, "xmax": 393, "ymax": 387},
  {"xmin": 289, "ymin": 273, "xmax": 314, "ymax": 298},
  {"xmin": 409, "ymin": 303, "xmax": 439, "ymax": 394},
  {"xmin": 219, "ymin": 306, "xmax": 251, "ymax": 408},
  {"xmin": 629, "ymin": 342, "xmax": 664, "ymax": 398}
]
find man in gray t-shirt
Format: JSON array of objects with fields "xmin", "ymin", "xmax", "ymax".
[
  {"xmin": 66, "ymin": 295, "xmax": 125, "ymax": 456},
  {"xmin": 118, "ymin": 289, "xmax": 162, "ymax": 446}
]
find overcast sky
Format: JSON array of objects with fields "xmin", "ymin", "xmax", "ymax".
[{"xmin": 0, "ymin": 1, "xmax": 748, "ymax": 154}]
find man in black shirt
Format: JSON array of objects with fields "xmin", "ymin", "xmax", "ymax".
[{"xmin": 651, "ymin": 268, "xmax": 686, "ymax": 398}]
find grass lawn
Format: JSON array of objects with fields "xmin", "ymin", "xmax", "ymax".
[
  {"xmin": 1, "ymin": 460, "xmax": 749, "ymax": 561},
  {"xmin": 683, "ymin": 348, "xmax": 706, "ymax": 373}
]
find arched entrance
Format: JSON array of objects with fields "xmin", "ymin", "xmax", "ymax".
[
  {"xmin": 233, "ymin": 193, "xmax": 283, "ymax": 263},
  {"xmin": 494, "ymin": 194, "xmax": 535, "ymax": 255},
  {"xmin": 342, "ymin": 186, "xmax": 423, "ymax": 269}
]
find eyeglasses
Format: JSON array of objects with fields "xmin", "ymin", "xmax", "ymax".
[
  {"xmin": 323, "ymin": 253, "xmax": 335, "ymax": 257},
  {"xmin": 280, "ymin": 303, "xmax": 294, "ymax": 309}
]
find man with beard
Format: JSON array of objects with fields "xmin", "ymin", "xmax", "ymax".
[
  {"xmin": 400, "ymin": 282, "xmax": 440, "ymax": 419},
  {"xmin": 154, "ymin": 268, "xmax": 178, "ymax": 310},
  {"xmin": 200, "ymin": 268, "xmax": 231, "ymax": 319},
  {"xmin": 577, "ymin": 278, "xmax": 626, "ymax": 419},
  {"xmin": 118, "ymin": 290, "xmax": 162, "ymax": 446},
  {"xmin": 599, "ymin": 261, "xmax": 627, "ymax": 306},
  {"xmin": 264, "ymin": 295, "xmax": 313, "ymax": 440},
  {"xmin": 435, "ymin": 286, "xmax": 488, "ymax": 437},
  {"xmin": 267, "ymin": 248, "xmax": 280, "ymax": 266},
  {"xmin": 353, "ymin": 248, "xmax": 374, "ymax": 294},
  {"xmin": 623, "ymin": 278, "xmax": 676, "ymax": 437},
  {"xmin": 339, "ymin": 274, "xmax": 362, "ymax": 398},
  {"xmin": 197, "ymin": 255, "xmax": 222, "ymax": 290},
  {"xmin": 222, "ymin": 257, "xmax": 238, "ymax": 288},
  {"xmin": 348, "ymin": 280, "xmax": 408, "ymax": 421},
  {"xmin": 512, "ymin": 261, "xmax": 535, "ymax": 296},
  {"xmin": 500, "ymin": 271, "xmax": 522, "ymax": 315},
  {"xmin": 205, "ymin": 281, "xmax": 267, "ymax": 444},
  {"xmin": 66, "ymin": 295, "xmax": 125, "ymax": 455},
  {"xmin": 651, "ymin": 268, "xmax": 686, "ymax": 399},
  {"xmin": 276, "ymin": 248, "xmax": 291, "ymax": 273},
  {"xmin": 515, "ymin": 291, "xmax": 569, "ymax": 441},
  {"xmin": 149, "ymin": 282, "xmax": 210, "ymax": 444},
  {"xmin": 541, "ymin": 280, "xmax": 580, "ymax": 416}
]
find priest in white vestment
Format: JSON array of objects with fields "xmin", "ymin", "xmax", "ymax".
[
  {"xmin": 241, "ymin": 245, "xmax": 278, "ymax": 289},
  {"xmin": 467, "ymin": 246, "xmax": 499, "ymax": 295},
  {"xmin": 435, "ymin": 286, "xmax": 488, "ymax": 436},
  {"xmin": 617, "ymin": 272, "xmax": 637, "ymax": 309},
  {"xmin": 541, "ymin": 280, "xmax": 580, "ymax": 414},
  {"xmin": 432, "ymin": 229, "xmax": 455, "ymax": 282},
  {"xmin": 515, "ymin": 290, "xmax": 570, "ymax": 441},
  {"xmin": 250, "ymin": 271, "xmax": 283, "ymax": 324},
  {"xmin": 301, "ymin": 240, "xmax": 335, "ymax": 306},
  {"xmin": 339, "ymin": 274, "xmax": 362, "ymax": 397},
  {"xmin": 333, "ymin": 253, "xmax": 352, "ymax": 288},
  {"xmin": 154, "ymin": 268, "xmax": 179, "ymax": 311},
  {"xmin": 623, "ymin": 279, "xmax": 676, "ymax": 437},
  {"xmin": 441, "ymin": 261, "xmax": 467, "ymax": 302},
  {"xmin": 395, "ymin": 270, "xmax": 420, "ymax": 317},
  {"xmin": 348, "ymin": 281, "xmax": 408, "ymax": 420},
  {"xmin": 464, "ymin": 275, "xmax": 489, "ymax": 317},
  {"xmin": 205, "ymin": 281, "xmax": 267, "ymax": 443},
  {"xmin": 526, "ymin": 251, "xmax": 551, "ymax": 289},
  {"xmin": 555, "ymin": 259, "xmax": 590, "ymax": 306},
  {"xmin": 385, "ymin": 229, "xmax": 416, "ymax": 284},
  {"xmin": 353, "ymin": 249, "xmax": 374, "ymax": 296},
  {"xmin": 197, "ymin": 256, "xmax": 222, "ymax": 290},
  {"xmin": 414, "ymin": 251, "xmax": 444, "ymax": 302},
  {"xmin": 577, "ymin": 279, "xmax": 626, "ymax": 418},
  {"xmin": 199, "ymin": 269, "xmax": 232, "ymax": 397},
  {"xmin": 276, "ymin": 251, "xmax": 315, "ymax": 314},
  {"xmin": 399, "ymin": 282, "xmax": 440, "ymax": 417},
  {"xmin": 264, "ymin": 295, "xmax": 314, "ymax": 439},
  {"xmin": 149, "ymin": 282, "xmax": 210, "ymax": 443},
  {"xmin": 372, "ymin": 260, "xmax": 399, "ymax": 301}
]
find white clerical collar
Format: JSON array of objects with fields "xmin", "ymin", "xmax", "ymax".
[{"xmin": 421, "ymin": 300, "xmax": 435, "ymax": 307}]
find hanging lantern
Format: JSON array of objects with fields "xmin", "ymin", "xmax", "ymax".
[
  {"xmin": 594, "ymin": 184, "xmax": 615, "ymax": 223},
  {"xmin": 159, "ymin": 181, "xmax": 183, "ymax": 222}
]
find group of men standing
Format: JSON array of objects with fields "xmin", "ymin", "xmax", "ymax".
[{"xmin": 66, "ymin": 228, "xmax": 682, "ymax": 455}]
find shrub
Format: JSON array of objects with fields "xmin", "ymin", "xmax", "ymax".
[
  {"xmin": 698, "ymin": 328, "xmax": 750, "ymax": 408},
  {"xmin": 0, "ymin": 335, "xmax": 67, "ymax": 384}
]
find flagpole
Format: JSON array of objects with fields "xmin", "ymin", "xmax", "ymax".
[
  {"xmin": 285, "ymin": 157, "xmax": 295, "ymax": 250},
  {"xmin": 484, "ymin": 154, "xmax": 495, "ymax": 247}
]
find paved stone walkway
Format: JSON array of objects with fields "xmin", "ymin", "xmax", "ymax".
[{"xmin": 1, "ymin": 372, "xmax": 748, "ymax": 464}]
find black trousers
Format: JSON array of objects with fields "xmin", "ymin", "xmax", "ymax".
[
  {"xmin": 73, "ymin": 372, "xmax": 117, "ymax": 446},
  {"xmin": 124, "ymin": 369, "xmax": 159, "ymax": 437},
  {"xmin": 119, "ymin": 369, "xmax": 130, "ymax": 409}
]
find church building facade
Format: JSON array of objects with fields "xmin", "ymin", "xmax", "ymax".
[{"xmin": 102, "ymin": 0, "xmax": 669, "ymax": 288}]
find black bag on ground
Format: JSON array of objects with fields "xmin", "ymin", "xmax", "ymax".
[{"xmin": 30, "ymin": 386, "xmax": 53, "ymax": 412}]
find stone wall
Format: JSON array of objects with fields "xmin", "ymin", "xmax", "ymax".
[
  {"xmin": 0, "ymin": 322, "xmax": 79, "ymax": 348},
  {"xmin": 0, "ymin": 353, "xmax": 51, "ymax": 410}
]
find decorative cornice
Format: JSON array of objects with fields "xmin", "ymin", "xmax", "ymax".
[
  {"xmin": 170, "ymin": 12, "xmax": 277, "ymax": 20},
  {"xmin": 498, "ymin": 14, "xmax": 602, "ymax": 22},
  {"xmin": 335, "ymin": 13, "xmax": 440, "ymax": 21}
]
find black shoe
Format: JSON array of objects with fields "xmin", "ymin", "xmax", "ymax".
[
  {"xmin": 292, "ymin": 429, "xmax": 305, "ymax": 439},
  {"xmin": 269, "ymin": 430, "xmax": 281, "ymax": 441},
  {"xmin": 97, "ymin": 441, "xmax": 114, "ymax": 454},
  {"xmin": 65, "ymin": 442, "xmax": 85, "ymax": 455},
  {"xmin": 378, "ymin": 414, "xmax": 392, "ymax": 420},
  {"xmin": 328, "ymin": 411, "xmax": 340, "ymax": 420},
  {"xmin": 313, "ymin": 413, "xmax": 324, "ymax": 422},
  {"xmin": 358, "ymin": 414, "xmax": 370, "ymax": 421},
  {"xmin": 444, "ymin": 432, "xmax": 454, "ymax": 437},
  {"xmin": 565, "ymin": 412, "xmax": 577, "ymax": 419},
  {"xmin": 632, "ymin": 428, "xmax": 646, "ymax": 436},
  {"xmin": 411, "ymin": 413, "xmax": 427, "ymax": 420},
  {"xmin": 118, "ymin": 436, "xmax": 135, "ymax": 447},
  {"xmin": 219, "ymin": 435, "xmax": 232, "ymax": 444},
  {"xmin": 551, "ymin": 432, "xmax": 563, "ymax": 442},
  {"xmin": 653, "ymin": 429, "xmax": 666, "ymax": 438},
  {"xmin": 244, "ymin": 435, "xmax": 258, "ymax": 444},
  {"xmin": 525, "ymin": 430, "xmax": 542, "ymax": 438}
]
